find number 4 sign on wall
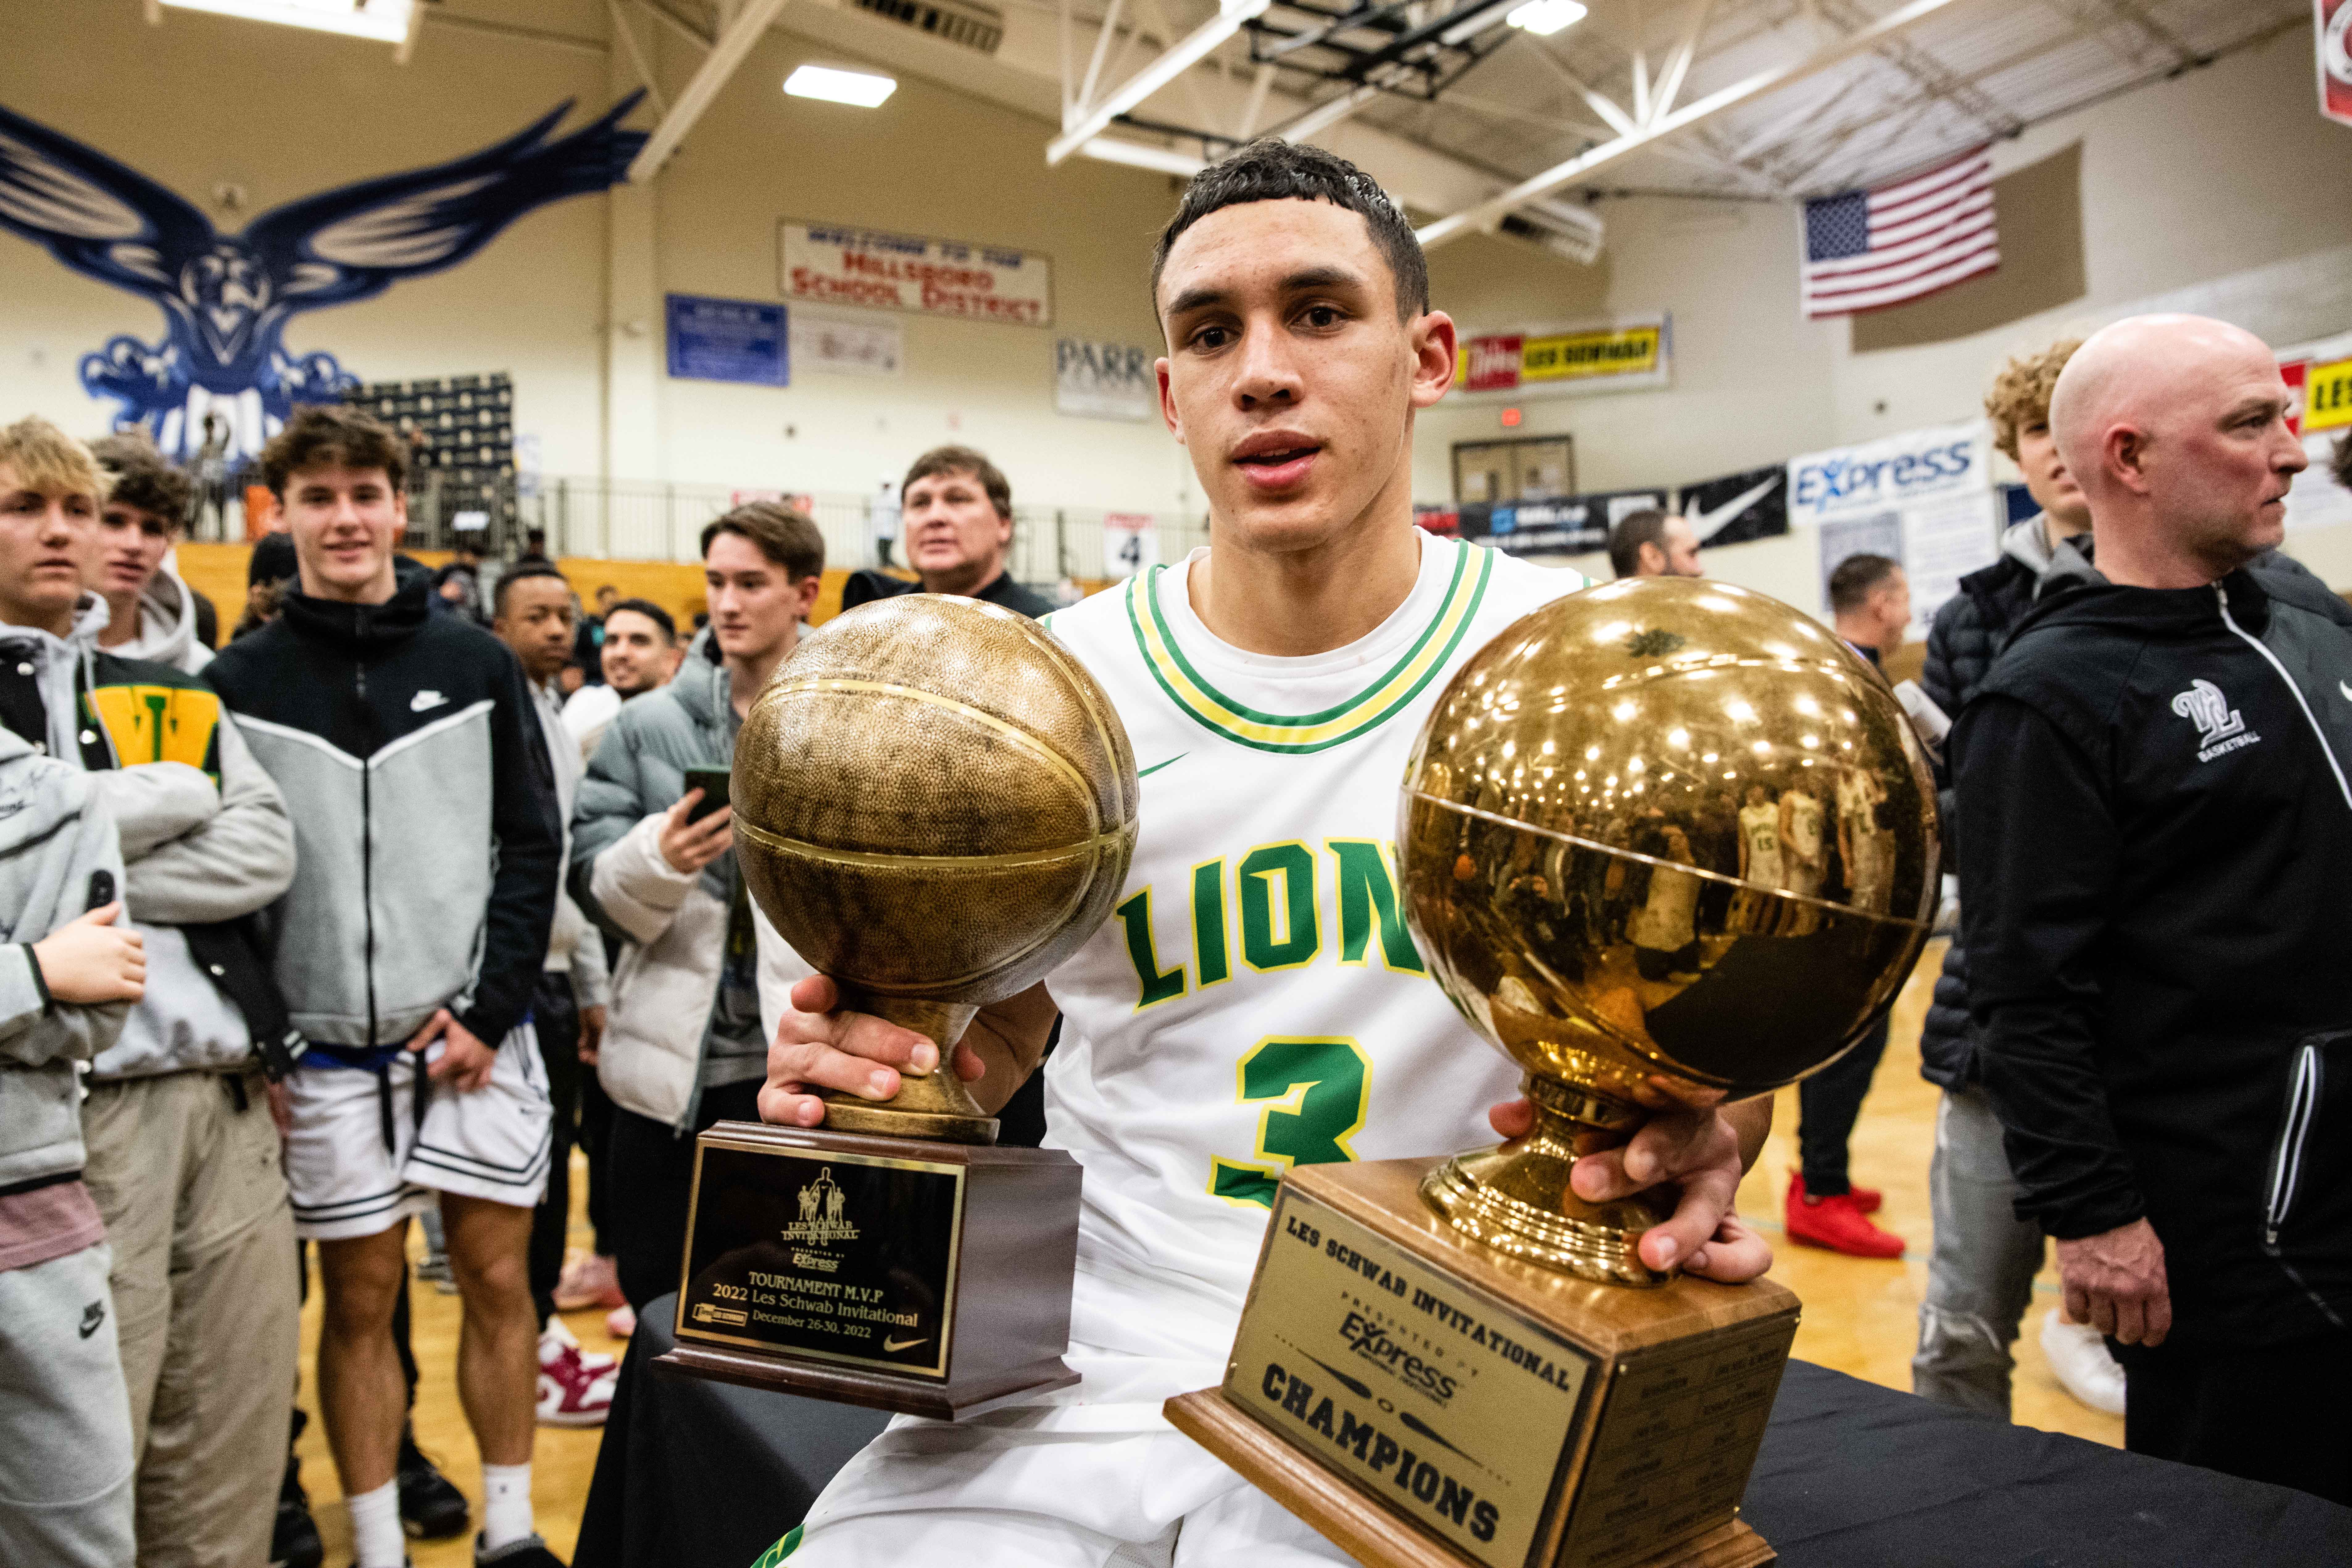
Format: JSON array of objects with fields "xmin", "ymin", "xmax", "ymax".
[
  {"xmin": 2322, "ymin": 0, "xmax": 2352, "ymax": 128},
  {"xmin": 1104, "ymin": 513, "xmax": 1159, "ymax": 578}
]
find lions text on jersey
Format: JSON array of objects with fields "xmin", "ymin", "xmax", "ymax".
[{"xmin": 1037, "ymin": 534, "xmax": 1593, "ymax": 1361}]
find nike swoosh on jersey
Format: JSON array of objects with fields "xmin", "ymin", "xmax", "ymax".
[
  {"xmin": 1137, "ymin": 753, "xmax": 1187, "ymax": 779},
  {"xmin": 2340, "ymin": 680, "xmax": 2352, "ymax": 702},
  {"xmin": 882, "ymin": 1335, "xmax": 929, "ymax": 1353}
]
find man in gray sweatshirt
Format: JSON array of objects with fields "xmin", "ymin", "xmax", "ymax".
[{"xmin": 0, "ymin": 415, "xmax": 150, "ymax": 1568}]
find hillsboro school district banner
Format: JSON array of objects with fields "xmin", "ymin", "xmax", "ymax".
[
  {"xmin": 1786, "ymin": 420, "xmax": 1997, "ymax": 637},
  {"xmin": 780, "ymin": 221, "xmax": 1052, "ymax": 327},
  {"xmin": 1451, "ymin": 315, "xmax": 1671, "ymax": 400}
]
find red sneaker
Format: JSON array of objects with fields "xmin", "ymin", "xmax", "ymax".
[
  {"xmin": 1788, "ymin": 1171, "xmax": 1882, "ymax": 1214},
  {"xmin": 1785, "ymin": 1175, "xmax": 1905, "ymax": 1258}
]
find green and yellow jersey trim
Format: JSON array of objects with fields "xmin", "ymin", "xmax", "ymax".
[{"xmin": 1125, "ymin": 538, "xmax": 1493, "ymax": 755}]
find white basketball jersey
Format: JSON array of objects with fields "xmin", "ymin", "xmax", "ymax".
[{"xmin": 1037, "ymin": 534, "xmax": 1591, "ymax": 1359}]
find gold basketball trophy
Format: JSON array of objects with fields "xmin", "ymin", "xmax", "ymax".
[
  {"xmin": 1168, "ymin": 578, "xmax": 1936, "ymax": 1567},
  {"xmin": 658, "ymin": 595, "xmax": 1138, "ymax": 1418}
]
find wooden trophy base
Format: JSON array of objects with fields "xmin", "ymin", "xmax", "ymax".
[
  {"xmin": 653, "ymin": 1121, "xmax": 1082, "ymax": 1420},
  {"xmin": 1169, "ymin": 1389, "xmax": 1771, "ymax": 1568},
  {"xmin": 1167, "ymin": 1158, "xmax": 1798, "ymax": 1568}
]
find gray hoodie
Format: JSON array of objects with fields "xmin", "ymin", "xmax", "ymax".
[
  {"xmin": 0, "ymin": 596, "xmax": 296, "ymax": 1081},
  {"xmin": 0, "ymin": 726, "xmax": 130, "ymax": 1187},
  {"xmin": 98, "ymin": 564, "xmax": 211, "ymax": 675}
]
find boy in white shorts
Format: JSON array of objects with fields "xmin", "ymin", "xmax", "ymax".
[
  {"xmin": 206, "ymin": 406, "xmax": 566, "ymax": 1568},
  {"xmin": 751, "ymin": 141, "xmax": 1775, "ymax": 1566}
]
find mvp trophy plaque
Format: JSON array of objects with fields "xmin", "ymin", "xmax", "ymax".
[
  {"xmin": 657, "ymin": 595, "xmax": 1138, "ymax": 1418},
  {"xmin": 1167, "ymin": 578, "xmax": 1938, "ymax": 1567}
]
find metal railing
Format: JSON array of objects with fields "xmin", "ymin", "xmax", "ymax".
[{"xmin": 195, "ymin": 472, "xmax": 1212, "ymax": 588}]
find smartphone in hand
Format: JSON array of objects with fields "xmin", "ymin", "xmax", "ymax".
[{"xmin": 684, "ymin": 765, "xmax": 732, "ymax": 823}]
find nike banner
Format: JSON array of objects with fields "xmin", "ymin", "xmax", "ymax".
[{"xmin": 1676, "ymin": 465, "xmax": 1788, "ymax": 547}]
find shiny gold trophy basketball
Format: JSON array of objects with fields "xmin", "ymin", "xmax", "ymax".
[
  {"xmin": 1169, "ymin": 577, "xmax": 1936, "ymax": 1568},
  {"xmin": 661, "ymin": 595, "xmax": 1137, "ymax": 1418}
]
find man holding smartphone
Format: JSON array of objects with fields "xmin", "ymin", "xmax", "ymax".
[{"xmin": 569, "ymin": 503, "xmax": 823, "ymax": 1309}]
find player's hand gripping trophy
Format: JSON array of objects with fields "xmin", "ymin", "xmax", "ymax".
[
  {"xmin": 1402, "ymin": 575, "xmax": 1938, "ymax": 1287},
  {"xmin": 1169, "ymin": 576, "xmax": 1937, "ymax": 1568}
]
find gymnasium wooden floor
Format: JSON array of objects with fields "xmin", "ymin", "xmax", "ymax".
[{"xmin": 291, "ymin": 938, "xmax": 2120, "ymax": 1564}]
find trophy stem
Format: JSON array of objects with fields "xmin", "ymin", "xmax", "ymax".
[
  {"xmin": 1420, "ymin": 1076, "xmax": 1677, "ymax": 1287},
  {"xmin": 818, "ymin": 990, "xmax": 1001, "ymax": 1145}
]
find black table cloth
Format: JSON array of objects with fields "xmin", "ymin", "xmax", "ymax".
[{"xmin": 578, "ymin": 1293, "xmax": 2352, "ymax": 1568}]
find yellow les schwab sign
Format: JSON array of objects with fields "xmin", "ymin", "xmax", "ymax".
[
  {"xmin": 1453, "ymin": 317, "xmax": 1670, "ymax": 398},
  {"xmin": 2304, "ymin": 357, "xmax": 2352, "ymax": 433}
]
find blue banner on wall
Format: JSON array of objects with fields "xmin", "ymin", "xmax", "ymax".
[{"xmin": 667, "ymin": 294, "xmax": 789, "ymax": 387}]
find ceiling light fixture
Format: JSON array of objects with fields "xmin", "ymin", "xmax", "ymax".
[
  {"xmin": 157, "ymin": 0, "xmax": 414, "ymax": 43},
  {"xmin": 1505, "ymin": 0, "xmax": 1586, "ymax": 37},
  {"xmin": 785, "ymin": 64, "xmax": 898, "ymax": 108}
]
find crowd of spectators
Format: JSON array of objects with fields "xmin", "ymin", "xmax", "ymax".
[{"xmin": 0, "ymin": 403, "xmax": 1070, "ymax": 1568}]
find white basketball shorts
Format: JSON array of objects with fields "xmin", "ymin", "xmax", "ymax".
[{"xmin": 285, "ymin": 1025, "xmax": 553, "ymax": 1241}]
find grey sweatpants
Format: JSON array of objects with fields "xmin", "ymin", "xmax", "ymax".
[
  {"xmin": 0, "ymin": 1238, "xmax": 136, "ymax": 1568},
  {"xmin": 83, "ymin": 1071, "xmax": 299, "ymax": 1568},
  {"xmin": 1911, "ymin": 1083, "xmax": 2047, "ymax": 1416}
]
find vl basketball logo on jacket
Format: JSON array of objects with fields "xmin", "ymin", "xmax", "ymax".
[{"xmin": 2171, "ymin": 678, "xmax": 2260, "ymax": 763}]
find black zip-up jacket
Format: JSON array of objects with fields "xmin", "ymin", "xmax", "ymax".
[
  {"xmin": 206, "ymin": 563, "xmax": 560, "ymax": 1063},
  {"xmin": 1954, "ymin": 562, "xmax": 2352, "ymax": 1347}
]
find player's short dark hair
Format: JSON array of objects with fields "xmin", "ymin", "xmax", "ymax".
[
  {"xmin": 603, "ymin": 597, "xmax": 676, "ymax": 643},
  {"xmin": 261, "ymin": 404, "xmax": 407, "ymax": 497},
  {"xmin": 492, "ymin": 561, "xmax": 572, "ymax": 620},
  {"xmin": 1151, "ymin": 139, "xmax": 1428, "ymax": 322},
  {"xmin": 1608, "ymin": 510, "xmax": 1673, "ymax": 579},
  {"xmin": 903, "ymin": 446, "xmax": 1012, "ymax": 521},
  {"xmin": 701, "ymin": 501, "xmax": 824, "ymax": 581},
  {"xmin": 2333, "ymin": 431, "xmax": 2352, "ymax": 493},
  {"xmin": 1827, "ymin": 553, "xmax": 1904, "ymax": 614},
  {"xmin": 89, "ymin": 434, "xmax": 192, "ymax": 526}
]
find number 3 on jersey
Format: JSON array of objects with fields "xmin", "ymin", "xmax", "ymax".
[{"xmin": 1209, "ymin": 1036, "xmax": 1372, "ymax": 1209}]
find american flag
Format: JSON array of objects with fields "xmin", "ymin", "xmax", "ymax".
[{"xmin": 1800, "ymin": 148, "xmax": 1998, "ymax": 318}]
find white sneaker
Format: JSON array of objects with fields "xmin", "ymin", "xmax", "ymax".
[{"xmin": 2040, "ymin": 1308, "xmax": 2126, "ymax": 1415}]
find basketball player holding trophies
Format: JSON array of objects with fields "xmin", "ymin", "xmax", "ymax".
[{"xmin": 753, "ymin": 142, "xmax": 1776, "ymax": 1564}]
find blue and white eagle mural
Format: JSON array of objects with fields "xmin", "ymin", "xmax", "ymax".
[{"xmin": 0, "ymin": 94, "xmax": 646, "ymax": 459}]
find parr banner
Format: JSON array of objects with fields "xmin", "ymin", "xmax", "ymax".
[
  {"xmin": 1056, "ymin": 339, "xmax": 1156, "ymax": 421},
  {"xmin": 1451, "ymin": 315, "xmax": 1671, "ymax": 400},
  {"xmin": 780, "ymin": 221, "xmax": 1052, "ymax": 327}
]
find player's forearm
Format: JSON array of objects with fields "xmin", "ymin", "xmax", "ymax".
[{"xmin": 960, "ymin": 980, "xmax": 1057, "ymax": 1116}]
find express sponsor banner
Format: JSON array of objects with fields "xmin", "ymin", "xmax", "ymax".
[
  {"xmin": 2322, "ymin": 0, "xmax": 2352, "ymax": 128},
  {"xmin": 780, "ymin": 221, "xmax": 1052, "ymax": 327},
  {"xmin": 1676, "ymin": 465, "xmax": 1787, "ymax": 547},
  {"xmin": 1458, "ymin": 489, "xmax": 1666, "ymax": 561},
  {"xmin": 1787, "ymin": 421, "xmax": 1996, "ymax": 636},
  {"xmin": 1450, "ymin": 315, "xmax": 1671, "ymax": 400}
]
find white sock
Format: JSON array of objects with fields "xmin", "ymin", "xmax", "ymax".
[
  {"xmin": 481, "ymin": 1461, "xmax": 534, "ymax": 1551},
  {"xmin": 347, "ymin": 1479, "xmax": 404, "ymax": 1568}
]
